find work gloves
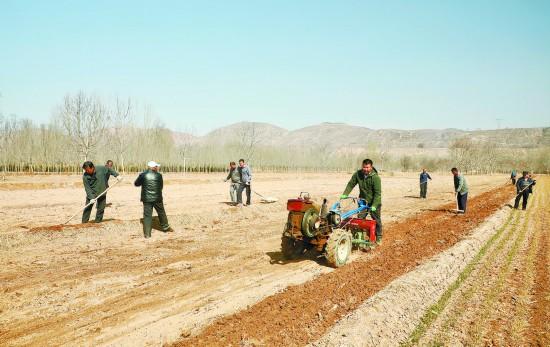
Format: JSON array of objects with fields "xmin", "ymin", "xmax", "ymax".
[
  {"xmin": 116, "ymin": 176, "xmax": 123, "ymax": 182},
  {"xmin": 90, "ymin": 198, "xmax": 97, "ymax": 204},
  {"xmin": 340, "ymin": 194, "xmax": 348, "ymax": 199},
  {"xmin": 370, "ymin": 206, "xmax": 377, "ymax": 212}
]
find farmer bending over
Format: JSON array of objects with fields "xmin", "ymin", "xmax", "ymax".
[
  {"xmin": 514, "ymin": 171, "xmax": 536, "ymax": 210},
  {"xmin": 82, "ymin": 161, "xmax": 121, "ymax": 223}
]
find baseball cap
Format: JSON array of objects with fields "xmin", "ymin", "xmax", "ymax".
[{"xmin": 147, "ymin": 161, "xmax": 160, "ymax": 168}]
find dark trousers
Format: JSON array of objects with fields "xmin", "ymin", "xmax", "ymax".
[
  {"xmin": 511, "ymin": 178, "xmax": 516, "ymax": 185},
  {"xmin": 359, "ymin": 207, "xmax": 382, "ymax": 240},
  {"xmin": 82, "ymin": 195, "xmax": 107, "ymax": 223},
  {"xmin": 143, "ymin": 201, "xmax": 170, "ymax": 238},
  {"xmin": 420, "ymin": 182, "xmax": 428, "ymax": 198},
  {"xmin": 457, "ymin": 192, "xmax": 468, "ymax": 212},
  {"xmin": 237, "ymin": 183, "xmax": 251, "ymax": 205},
  {"xmin": 514, "ymin": 191, "xmax": 529, "ymax": 210}
]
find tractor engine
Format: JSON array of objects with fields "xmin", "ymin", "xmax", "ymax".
[{"xmin": 285, "ymin": 192, "xmax": 321, "ymax": 239}]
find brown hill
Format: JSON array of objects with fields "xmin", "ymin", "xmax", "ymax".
[{"xmin": 187, "ymin": 122, "xmax": 547, "ymax": 150}]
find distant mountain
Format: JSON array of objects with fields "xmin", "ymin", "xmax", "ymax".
[
  {"xmin": 201, "ymin": 122, "xmax": 288, "ymax": 146},
  {"xmin": 171, "ymin": 122, "xmax": 549, "ymax": 150}
]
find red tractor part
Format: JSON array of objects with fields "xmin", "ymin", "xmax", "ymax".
[
  {"xmin": 344, "ymin": 218, "xmax": 376, "ymax": 242},
  {"xmin": 287, "ymin": 198, "xmax": 315, "ymax": 212}
]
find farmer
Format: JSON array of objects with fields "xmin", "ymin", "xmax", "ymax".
[
  {"xmin": 105, "ymin": 160, "xmax": 117, "ymax": 186},
  {"xmin": 514, "ymin": 171, "xmax": 536, "ymax": 210},
  {"xmin": 224, "ymin": 161, "xmax": 241, "ymax": 204},
  {"xmin": 104, "ymin": 159, "xmax": 119, "ymax": 206},
  {"xmin": 510, "ymin": 169, "xmax": 517, "ymax": 185},
  {"xmin": 237, "ymin": 159, "xmax": 252, "ymax": 206},
  {"xmin": 528, "ymin": 173, "xmax": 535, "ymax": 194},
  {"xmin": 134, "ymin": 161, "xmax": 172, "ymax": 238},
  {"xmin": 341, "ymin": 158, "xmax": 382, "ymax": 246},
  {"xmin": 419, "ymin": 168, "xmax": 432, "ymax": 199},
  {"xmin": 82, "ymin": 161, "xmax": 120, "ymax": 223},
  {"xmin": 451, "ymin": 168, "xmax": 468, "ymax": 213}
]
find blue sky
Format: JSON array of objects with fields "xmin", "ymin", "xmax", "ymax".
[{"xmin": 1, "ymin": 0, "xmax": 549, "ymax": 134}]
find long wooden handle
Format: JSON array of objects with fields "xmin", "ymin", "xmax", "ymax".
[
  {"xmin": 64, "ymin": 178, "xmax": 123, "ymax": 225},
  {"xmin": 515, "ymin": 182, "xmax": 534, "ymax": 197}
]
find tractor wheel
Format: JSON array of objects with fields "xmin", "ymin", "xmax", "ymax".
[
  {"xmin": 281, "ymin": 235, "xmax": 305, "ymax": 260},
  {"xmin": 325, "ymin": 228, "xmax": 352, "ymax": 268}
]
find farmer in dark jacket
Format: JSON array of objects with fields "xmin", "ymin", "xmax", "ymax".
[
  {"xmin": 104, "ymin": 159, "xmax": 117, "ymax": 206},
  {"xmin": 341, "ymin": 158, "xmax": 383, "ymax": 245},
  {"xmin": 82, "ymin": 161, "xmax": 120, "ymax": 223},
  {"xmin": 237, "ymin": 159, "xmax": 252, "ymax": 206},
  {"xmin": 514, "ymin": 171, "xmax": 536, "ymax": 210},
  {"xmin": 105, "ymin": 160, "xmax": 117, "ymax": 186},
  {"xmin": 419, "ymin": 168, "xmax": 432, "ymax": 199},
  {"xmin": 134, "ymin": 161, "xmax": 172, "ymax": 238},
  {"xmin": 528, "ymin": 173, "xmax": 535, "ymax": 194}
]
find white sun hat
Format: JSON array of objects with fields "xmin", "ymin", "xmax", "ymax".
[{"xmin": 147, "ymin": 161, "xmax": 160, "ymax": 168}]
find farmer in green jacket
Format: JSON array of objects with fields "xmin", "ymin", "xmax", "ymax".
[
  {"xmin": 451, "ymin": 167, "xmax": 469, "ymax": 213},
  {"xmin": 341, "ymin": 158, "xmax": 383, "ymax": 245},
  {"xmin": 134, "ymin": 161, "xmax": 172, "ymax": 238},
  {"xmin": 82, "ymin": 161, "xmax": 120, "ymax": 223}
]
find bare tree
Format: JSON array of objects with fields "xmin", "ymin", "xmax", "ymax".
[
  {"xmin": 450, "ymin": 137, "xmax": 475, "ymax": 173},
  {"xmin": 0, "ymin": 114, "xmax": 16, "ymax": 179},
  {"xmin": 176, "ymin": 128, "xmax": 195, "ymax": 174},
  {"xmin": 109, "ymin": 97, "xmax": 133, "ymax": 173},
  {"xmin": 237, "ymin": 122, "xmax": 263, "ymax": 162},
  {"xmin": 59, "ymin": 91, "xmax": 107, "ymax": 161},
  {"xmin": 400, "ymin": 155, "xmax": 413, "ymax": 172}
]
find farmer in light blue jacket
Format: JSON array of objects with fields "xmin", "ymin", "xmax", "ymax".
[{"xmin": 237, "ymin": 159, "xmax": 252, "ymax": 206}]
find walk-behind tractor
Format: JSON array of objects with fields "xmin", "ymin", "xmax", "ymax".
[{"xmin": 281, "ymin": 192, "xmax": 377, "ymax": 267}]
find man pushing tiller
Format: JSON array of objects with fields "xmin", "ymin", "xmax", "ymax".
[{"xmin": 340, "ymin": 158, "xmax": 382, "ymax": 247}]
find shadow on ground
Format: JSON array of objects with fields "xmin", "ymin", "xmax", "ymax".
[
  {"xmin": 139, "ymin": 217, "xmax": 165, "ymax": 231},
  {"xmin": 219, "ymin": 201, "xmax": 238, "ymax": 206},
  {"xmin": 266, "ymin": 250, "xmax": 325, "ymax": 266}
]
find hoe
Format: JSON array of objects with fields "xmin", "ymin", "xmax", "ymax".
[{"xmin": 281, "ymin": 192, "xmax": 377, "ymax": 267}]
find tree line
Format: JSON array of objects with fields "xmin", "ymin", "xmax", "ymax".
[{"xmin": 1, "ymin": 91, "xmax": 548, "ymax": 178}]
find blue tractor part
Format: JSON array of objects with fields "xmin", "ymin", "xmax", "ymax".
[{"xmin": 327, "ymin": 196, "xmax": 370, "ymax": 226}]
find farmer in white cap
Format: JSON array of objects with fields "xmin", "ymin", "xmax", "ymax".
[{"xmin": 134, "ymin": 161, "xmax": 172, "ymax": 238}]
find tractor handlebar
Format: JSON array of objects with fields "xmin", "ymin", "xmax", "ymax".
[{"xmin": 340, "ymin": 196, "xmax": 367, "ymax": 204}]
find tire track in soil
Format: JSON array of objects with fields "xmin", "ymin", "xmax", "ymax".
[
  {"xmin": 527, "ymin": 187, "xmax": 550, "ymax": 346},
  {"xmin": 171, "ymin": 185, "xmax": 514, "ymax": 347}
]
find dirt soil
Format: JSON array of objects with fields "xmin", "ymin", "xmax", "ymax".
[
  {"xmin": 172, "ymin": 183, "xmax": 514, "ymax": 347},
  {"xmin": 311, "ymin": 197, "xmax": 514, "ymax": 346},
  {"xmin": 415, "ymin": 177, "xmax": 550, "ymax": 346},
  {"xmin": 0, "ymin": 172, "xmax": 506, "ymax": 346}
]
